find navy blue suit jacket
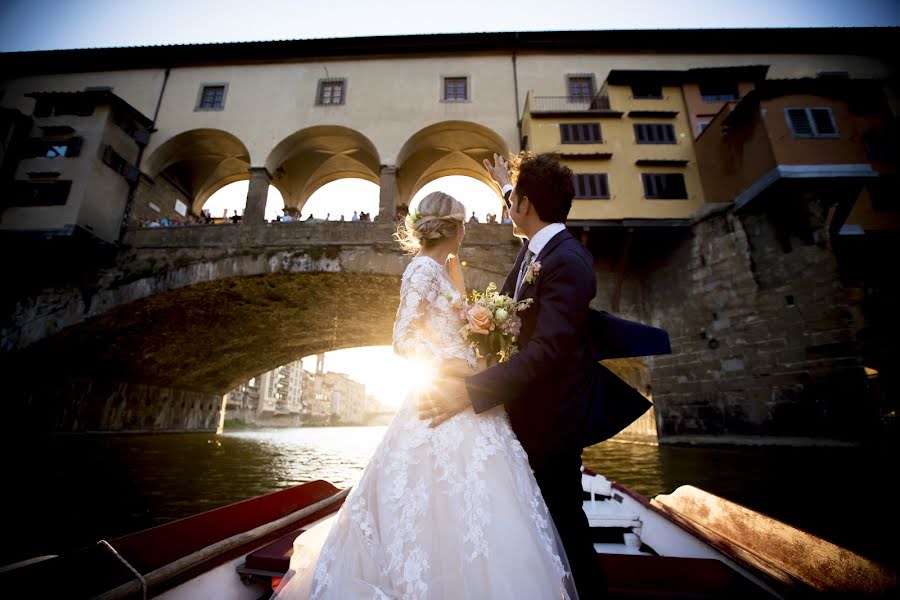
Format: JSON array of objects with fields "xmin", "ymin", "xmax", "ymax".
[{"xmin": 465, "ymin": 229, "xmax": 669, "ymax": 463}]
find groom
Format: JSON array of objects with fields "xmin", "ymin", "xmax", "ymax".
[{"xmin": 420, "ymin": 151, "xmax": 615, "ymax": 598}]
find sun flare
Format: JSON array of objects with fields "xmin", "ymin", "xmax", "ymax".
[{"xmin": 302, "ymin": 346, "xmax": 436, "ymax": 409}]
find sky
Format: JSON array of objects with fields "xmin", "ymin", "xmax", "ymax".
[
  {"xmin": 4, "ymin": 0, "xmax": 897, "ymax": 405},
  {"xmin": 1, "ymin": 0, "xmax": 899, "ymax": 52}
]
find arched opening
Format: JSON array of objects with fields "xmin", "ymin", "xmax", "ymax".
[
  {"xmin": 410, "ymin": 175, "xmax": 506, "ymax": 224},
  {"xmin": 141, "ymin": 129, "xmax": 251, "ymax": 217},
  {"xmin": 265, "ymin": 126, "xmax": 381, "ymax": 216},
  {"xmin": 396, "ymin": 121, "xmax": 511, "ymax": 207},
  {"xmin": 11, "ymin": 271, "xmax": 402, "ymax": 399},
  {"xmin": 299, "ymin": 178, "xmax": 379, "ymax": 222},
  {"xmin": 203, "ymin": 181, "xmax": 285, "ymax": 222}
]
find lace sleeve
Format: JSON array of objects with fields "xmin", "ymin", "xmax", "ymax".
[{"xmin": 392, "ymin": 259, "xmax": 442, "ymax": 358}]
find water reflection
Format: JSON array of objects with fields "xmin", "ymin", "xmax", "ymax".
[
  {"xmin": 582, "ymin": 441, "xmax": 665, "ymax": 496},
  {"xmin": 2, "ymin": 428, "xmax": 895, "ymax": 572},
  {"xmin": 225, "ymin": 427, "xmax": 388, "ymax": 488}
]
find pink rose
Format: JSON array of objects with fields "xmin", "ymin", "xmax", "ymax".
[{"xmin": 465, "ymin": 305, "xmax": 494, "ymax": 335}]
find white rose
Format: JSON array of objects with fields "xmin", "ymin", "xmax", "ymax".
[{"xmin": 495, "ymin": 308, "xmax": 509, "ymax": 323}]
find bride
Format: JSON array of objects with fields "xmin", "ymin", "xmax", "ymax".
[{"xmin": 272, "ymin": 191, "xmax": 577, "ymax": 599}]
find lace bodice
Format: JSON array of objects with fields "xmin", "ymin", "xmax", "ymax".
[{"xmin": 392, "ymin": 256, "xmax": 473, "ymax": 365}]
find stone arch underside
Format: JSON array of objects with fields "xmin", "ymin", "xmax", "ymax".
[
  {"xmin": 142, "ymin": 129, "xmax": 252, "ymax": 215},
  {"xmin": 396, "ymin": 121, "xmax": 511, "ymax": 204},
  {"xmin": 10, "ymin": 272, "xmax": 400, "ymax": 396},
  {"xmin": 265, "ymin": 126, "xmax": 381, "ymax": 211}
]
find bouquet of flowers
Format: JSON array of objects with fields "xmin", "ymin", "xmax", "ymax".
[{"xmin": 459, "ymin": 283, "xmax": 533, "ymax": 364}]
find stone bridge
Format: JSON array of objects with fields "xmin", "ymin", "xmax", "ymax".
[
  {"xmin": 1, "ymin": 222, "xmax": 520, "ymax": 431},
  {"xmin": 2, "ymin": 203, "xmax": 884, "ymax": 442}
]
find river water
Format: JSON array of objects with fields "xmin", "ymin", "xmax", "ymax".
[{"xmin": 2, "ymin": 427, "xmax": 896, "ymax": 570}]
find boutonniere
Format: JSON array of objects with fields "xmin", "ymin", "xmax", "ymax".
[{"xmin": 523, "ymin": 259, "xmax": 541, "ymax": 285}]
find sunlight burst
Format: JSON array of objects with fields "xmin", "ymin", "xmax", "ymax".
[{"xmin": 301, "ymin": 346, "xmax": 435, "ymax": 409}]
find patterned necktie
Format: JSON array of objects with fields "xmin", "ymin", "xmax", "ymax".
[{"xmin": 514, "ymin": 249, "xmax": 533, "ymax": 300}]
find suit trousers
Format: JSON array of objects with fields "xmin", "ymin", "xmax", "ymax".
[{"xmin": 533, "ymin": 450, "xmax": 606, "ymax": 599}]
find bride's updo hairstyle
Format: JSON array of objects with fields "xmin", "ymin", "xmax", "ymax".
[{"xmin": 395, "ymin": 191, "xmax": 466, "ymax": 253}]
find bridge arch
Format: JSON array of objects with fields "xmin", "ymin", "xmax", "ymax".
[
  {"xmin": 4, "ymin": 267, "xmax": 404, "ymax": 432},
  {"xmin": 142, "ymin": 128, "xmax": 252, "ymax": 215},
  {"xmin": 2, "ymin": 223, "xmax": 519, "ymax": 431},
  {"xmin": 265, "ymin": 126, "xmax": 381, "ymax": 213},
  {"xmin": 396, "ymin": 121, "xmax": 511, "ymax": 204}
]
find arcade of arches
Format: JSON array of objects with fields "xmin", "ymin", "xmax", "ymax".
[{"xmin": 133, "ymin": 121, "xmax": 511, "ymax": 225}]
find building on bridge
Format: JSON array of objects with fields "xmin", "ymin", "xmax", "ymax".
[
  {"xmin": 0, "ymin": 29, "xmax": 895, "ymax": 243},
  {"xmin": 0, "ymin": 90, "xmax": 152, "ymax": 244},
  {"xmin": 1, "ymin": 29, "xmax": 897, "ymax": 441}
]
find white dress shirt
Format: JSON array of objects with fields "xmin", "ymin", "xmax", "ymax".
[
  {"xmin": 526, "ymin": 222, "xmax": 567, "ymax": 257},
  {"xmin": 513, "ymin": 222, "xmax": 566, "ymax": 299}
]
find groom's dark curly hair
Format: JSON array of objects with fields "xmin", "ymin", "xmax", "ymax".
[{"xmin": 510, "ymin": 152, "xmax": 575, "ymax": 223}]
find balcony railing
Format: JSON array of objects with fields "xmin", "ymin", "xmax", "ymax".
[{"xmin": 529, "ymin": 95, "xmax": 612, "ymax": 113}]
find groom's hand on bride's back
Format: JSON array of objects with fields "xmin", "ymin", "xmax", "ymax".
[{"xmin": 417, "ymin": 377, "xmax": 471, "ymax": 428}]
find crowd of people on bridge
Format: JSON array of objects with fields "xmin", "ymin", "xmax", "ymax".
[
  {"xmin": 466, "ymin": 210, "xmax": 509, "ymax": 224},
  {"xmin": 136, "ymin": 210, "xmax": 215, "ymax": 228},
  {"xmin": 136, "ymin": 204, "xmax": 509, "ymax": 228}
]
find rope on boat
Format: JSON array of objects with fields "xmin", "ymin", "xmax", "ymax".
[
  {"xmin": 97, "ymin": 539, "xmax": 147, "ymax": 600},
  {"xmin": 94, "ymin": 487, "xmax": 351, "ymax": 600}
]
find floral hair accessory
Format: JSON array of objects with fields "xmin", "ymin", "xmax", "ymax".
[{"xmin": 409, "ymin": 207, "xmax": 422, "ymax": 223}]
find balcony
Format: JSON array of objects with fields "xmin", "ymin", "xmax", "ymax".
[{"xmin": 525, "ymin": 94, "xmax": 623, "ymax": 119}]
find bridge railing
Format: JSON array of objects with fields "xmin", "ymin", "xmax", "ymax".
[{"xmin": 122, "ymin": 222, "xmax": 518, "ymax": 249}]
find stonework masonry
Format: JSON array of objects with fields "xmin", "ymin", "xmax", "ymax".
[
  {"xmin": 129, "ymin": 172, "xmax": 190, "ymax": 226},
  {"xmin": 15, "ymin": 378, "xmax": 222, "ymax": 432},
  {"xmin": 626, "ymin": 202, "xmax": 873, "ymax": 441}
]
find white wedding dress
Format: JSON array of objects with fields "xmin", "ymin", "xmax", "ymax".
[{"xmin": 272, "ymin": 256, "xmax": 577, "ymax": 599}]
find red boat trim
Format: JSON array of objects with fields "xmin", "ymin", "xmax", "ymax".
[
  {"xmin": 111, "ymin": 480, "xmax": 343, "ymax": 573},
  {"xmin": 0, "ymin": 480, "xmax": 347, "ymax": 599}
]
